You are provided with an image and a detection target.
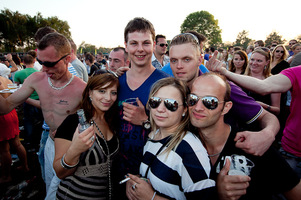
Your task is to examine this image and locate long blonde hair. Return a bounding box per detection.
[245,48,271,78]
[147,77,190,156]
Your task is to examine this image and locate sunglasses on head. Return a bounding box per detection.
[37,54,69,68]
[275,50,284,53]
[148,97,182,112]
[159,43,168,47]
[187,94,224,110]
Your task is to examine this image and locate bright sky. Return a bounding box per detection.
[1,0,300,48]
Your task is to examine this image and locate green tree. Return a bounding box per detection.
[265,31,286,47]
[233,30,253,50]
[0,9,71,52]
[180,11,222,46]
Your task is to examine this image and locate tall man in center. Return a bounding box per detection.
[116,17,169,190]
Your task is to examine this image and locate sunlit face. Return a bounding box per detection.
[37,46,69,80]
[170,43,201,87]
[125,31,154,68]
[249,52,269,75]
[233,54,245,70]
[293,46,301,55]
[155,37,168,55]
[150,85,186,133]
[189,77,226,130]
[273,47,284,60]
[89,82,118,113]
[109,50,126,72]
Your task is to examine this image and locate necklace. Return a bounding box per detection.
[48,74,74,90]
[208,151,222,157]
[93,120,112,200]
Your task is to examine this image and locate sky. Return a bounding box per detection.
[1,0,300,48]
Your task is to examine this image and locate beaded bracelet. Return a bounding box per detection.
[60,154,79,169]
[151,191,156,200]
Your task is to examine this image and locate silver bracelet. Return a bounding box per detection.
[151,191,156,200]
[60,154,79,169]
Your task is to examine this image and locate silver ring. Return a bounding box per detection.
[90,135,95,142]
[132,182,137,190]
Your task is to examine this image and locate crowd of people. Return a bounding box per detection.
[0,17,301,200]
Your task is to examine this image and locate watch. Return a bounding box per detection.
[142,119,151,130]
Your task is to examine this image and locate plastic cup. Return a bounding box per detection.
[228,154,255,176]
[124,98,138,106]
[7,83,18,89]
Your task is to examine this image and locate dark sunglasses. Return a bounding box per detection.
[159,43,168,47]
[275,50,284,53]
[148,97,182,112]
[187,94,224,110]
[289,43,296,45]
[94,69,118,77]
[37,54,69,68]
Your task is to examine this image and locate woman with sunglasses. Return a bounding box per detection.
[271,44,290,75]
[53,72,119,200]
[125,77,215,200]
[244,48,281,116]
[228,50,248,74]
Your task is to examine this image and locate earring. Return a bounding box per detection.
[182,113,186,117]
[89,97,92,101]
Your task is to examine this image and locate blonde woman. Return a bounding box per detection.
[125,77,215,200]
[244,48,281,115]
[270,44,290,75]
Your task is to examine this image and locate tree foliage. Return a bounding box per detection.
[180,11,222,47]
[0,9,71,52]
[265,31,286,47]
[78,41,112,55]
[233,30,253,50]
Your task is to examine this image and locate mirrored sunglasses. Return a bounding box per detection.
[148,97,182,112]
[37,54,69,68]
[187,94,224,110]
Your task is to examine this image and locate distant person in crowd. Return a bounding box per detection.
[228,50,248,74]
[246,45,254,59]
[1,53,18,80]
[0,56,13,79]
[288,39,297,56]
[287,43,301,64]
[227,46,234,63]
[115,17,169,199]
[244,48,281,116]
[189,73,301,199]
[152,34,170,69]
[14,54,44,150]
[68,38,89,82]
[0,76,29,184]
[271,44,290,75]
[27,50,42,71]
[54,72,119,200]
[85,52,99,77]
[161,31,209,76]
[207,51,301,178]
[254,40,265,47]
[204,48,210,61]
[0,33,86,199]
[95,52,108,69]
[108,47,130,72]
[126,77,215,200]
[169,33,279,157]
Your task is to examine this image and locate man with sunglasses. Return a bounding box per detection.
[151,34,170,69]
[169,33,279,157]
[189,73,301,199]
[0,32,86,199]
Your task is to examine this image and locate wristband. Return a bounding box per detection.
[151,191,156,200]
[60,154,79,169]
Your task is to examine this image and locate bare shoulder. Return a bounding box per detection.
[72,76,87,90]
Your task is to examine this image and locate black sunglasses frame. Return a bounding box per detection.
[37,54,69,68]
[148,97,182,112]
[187,94,224,110]
[159,43,168,47]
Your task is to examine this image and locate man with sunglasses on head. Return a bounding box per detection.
[0,32,86,199]
[151,34,170,69]
[169,33,279,157]
[188,73,301,199]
